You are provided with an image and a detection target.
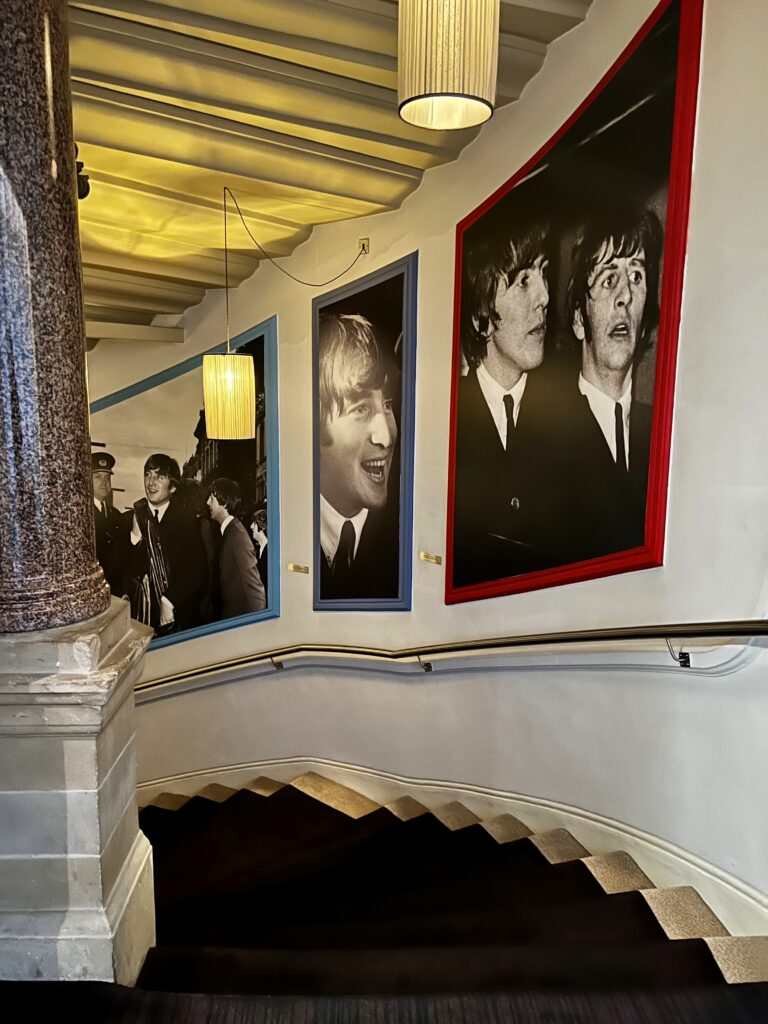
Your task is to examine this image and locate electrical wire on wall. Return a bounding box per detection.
[224,187,366,290]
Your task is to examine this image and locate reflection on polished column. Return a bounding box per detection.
[0,0,109,631]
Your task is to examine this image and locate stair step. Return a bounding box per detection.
[197,784,238,802]
[642,886,729,940]
[178,890,670,951]
[153,789,393,909]
[430,801,481,830]
[137,939,726,995]
[706,936,768,983]
[138,804,177,846]
[530,828,590,864]
[148,791,190,811]
[157,852,609,947]
[385,795,430,820]
[482,813,532,843]
[583,851,654,893]
[246,776,286,796]
[289,772,380,818]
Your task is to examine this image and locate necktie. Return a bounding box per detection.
[503,394,515,455]
[100,501,106,515]
[154,508,160,522]
[332,520,355,579]
[615,402,627,471]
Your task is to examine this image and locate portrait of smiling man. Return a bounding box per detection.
[564,203,663,561]
[317,312,400,601]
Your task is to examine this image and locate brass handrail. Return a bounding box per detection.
[137,618,768,692]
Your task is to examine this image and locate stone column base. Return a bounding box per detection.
[0,599,155,983]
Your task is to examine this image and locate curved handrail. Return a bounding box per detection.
[137,617,768,692]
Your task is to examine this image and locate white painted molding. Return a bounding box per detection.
[137,755,768,938]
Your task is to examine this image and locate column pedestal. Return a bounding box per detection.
[0,599,154,983]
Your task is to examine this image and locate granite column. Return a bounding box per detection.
[0,0,155,983]
[1,0,109,631]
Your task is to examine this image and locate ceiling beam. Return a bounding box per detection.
[85,321,184,342]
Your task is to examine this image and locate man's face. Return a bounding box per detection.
[92,471,112,503]
[207,493,226,524]
[577,242,647,375]
[485,254,549,376]
[144,468,174,506]
[320,388,397,518]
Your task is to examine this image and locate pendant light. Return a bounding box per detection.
[398,0,501,131]
[202,188,256,440]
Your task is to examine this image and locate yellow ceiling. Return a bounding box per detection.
[69,0,592,332]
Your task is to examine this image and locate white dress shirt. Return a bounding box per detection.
[219,514,234,536]
[130,498,170,545]
[319,494,368,565]
[578,372,632,464]
[476,362,528,450]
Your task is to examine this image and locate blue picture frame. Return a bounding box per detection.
[312,252,417,611]
[90,315,280,648]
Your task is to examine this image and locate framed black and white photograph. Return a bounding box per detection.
[312,253,418,610]
[446,0,702,603]
[89,316,280,648]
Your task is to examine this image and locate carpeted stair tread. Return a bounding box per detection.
[137,804,178,846]
[137,939,727,995]
[148,789,269,863]
[173,890,673,951]
[4,981,768,1023]
[157,826,562,920]
[156,854,610,948]
[153,793,399,907]
[157,810,516,913]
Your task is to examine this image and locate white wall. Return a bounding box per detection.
[89,0,768,896]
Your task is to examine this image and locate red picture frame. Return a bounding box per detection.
[445,0,703,604]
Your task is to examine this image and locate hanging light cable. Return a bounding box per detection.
[398,0,501,132]
[203,187,256,440]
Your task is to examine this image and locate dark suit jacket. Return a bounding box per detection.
[451,367,564,588]
[320,505,399,601]
[94,502,130,595]
[218,517,266,618]
[557,386,652,564]
[257,541,268,603]
[128,498,207,633]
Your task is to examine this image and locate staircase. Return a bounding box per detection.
[132,772,768,1000]
[3,771,768,1021]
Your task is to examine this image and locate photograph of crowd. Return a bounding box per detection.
[447,0,697,601]
[90,330,275,645]
[312,254,417,610]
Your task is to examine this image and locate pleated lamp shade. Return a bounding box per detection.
[398,0,500,131]
[203,353,256,440]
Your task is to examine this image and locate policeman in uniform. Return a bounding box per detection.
[92,451,128,594]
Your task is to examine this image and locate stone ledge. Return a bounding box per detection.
[0,599,134,677]
[0,615,152,735]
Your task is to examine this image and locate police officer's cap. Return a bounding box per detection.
[91,452,115,474]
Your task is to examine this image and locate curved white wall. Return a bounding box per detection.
[88,0,768,905]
